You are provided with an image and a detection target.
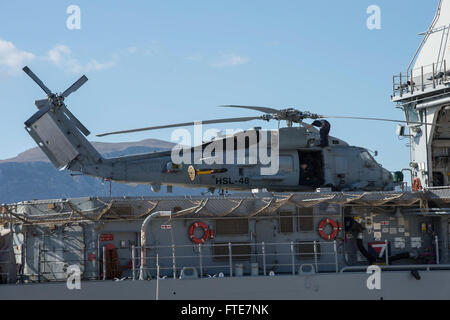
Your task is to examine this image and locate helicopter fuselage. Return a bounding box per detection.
[63,126,394,192]
[21,67,395,193]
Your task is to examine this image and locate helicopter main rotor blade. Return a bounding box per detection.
[320,115,441,127]
[61,75,88,98]
[23,66,52,96]
[96,116,262,137]
[221,105,282,114]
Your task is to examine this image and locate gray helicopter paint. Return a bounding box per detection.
[27,113,80,168]
[24,98,394,192]
[20,65,397,193]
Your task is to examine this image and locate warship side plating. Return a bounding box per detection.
[0,190,449,299]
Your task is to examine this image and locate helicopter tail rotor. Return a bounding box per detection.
[22,66,53,96]
[24,103,53,128]
[22,66,90,136]
[61,105,91,136]
[61,75,88,98]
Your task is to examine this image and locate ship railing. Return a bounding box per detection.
[22,247,87,283]
[0,246,32,284]
[392,60,449,98]
[126,240,340,280]
[22,245,128,283]
[341,264,450,273]
[4,235,447,283]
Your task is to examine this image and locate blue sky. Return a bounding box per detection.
[0,0,437,176]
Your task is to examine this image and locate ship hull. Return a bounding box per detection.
[1,270,449,300]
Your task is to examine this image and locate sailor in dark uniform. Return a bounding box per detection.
[299,163,319,187]
[306,119,330,147]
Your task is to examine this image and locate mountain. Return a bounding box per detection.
[0,139,176,164]
[0,139,203,204]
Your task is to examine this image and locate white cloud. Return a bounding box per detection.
[0,38,35,76]
[144,41,161,56]
[46,44,116,74]
[185,53,203,62]
[210,53,249,68]
[127,46,137,54]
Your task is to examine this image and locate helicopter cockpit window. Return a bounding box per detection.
[360,151,375,168]
[360,151,372,161]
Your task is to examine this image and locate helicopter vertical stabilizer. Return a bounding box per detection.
[23,67,102,169]
[26,109,102,169]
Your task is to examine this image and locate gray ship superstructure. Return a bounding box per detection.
[393,0,450,189]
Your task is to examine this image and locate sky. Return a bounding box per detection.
[0,0,438,177]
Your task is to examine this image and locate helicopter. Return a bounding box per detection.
[21,66,435,193]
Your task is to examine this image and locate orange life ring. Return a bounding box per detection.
[188,221,214,244]
[318,218,339,241]
[412,177,422,191]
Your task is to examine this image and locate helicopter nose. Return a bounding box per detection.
[382,169,393,185]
